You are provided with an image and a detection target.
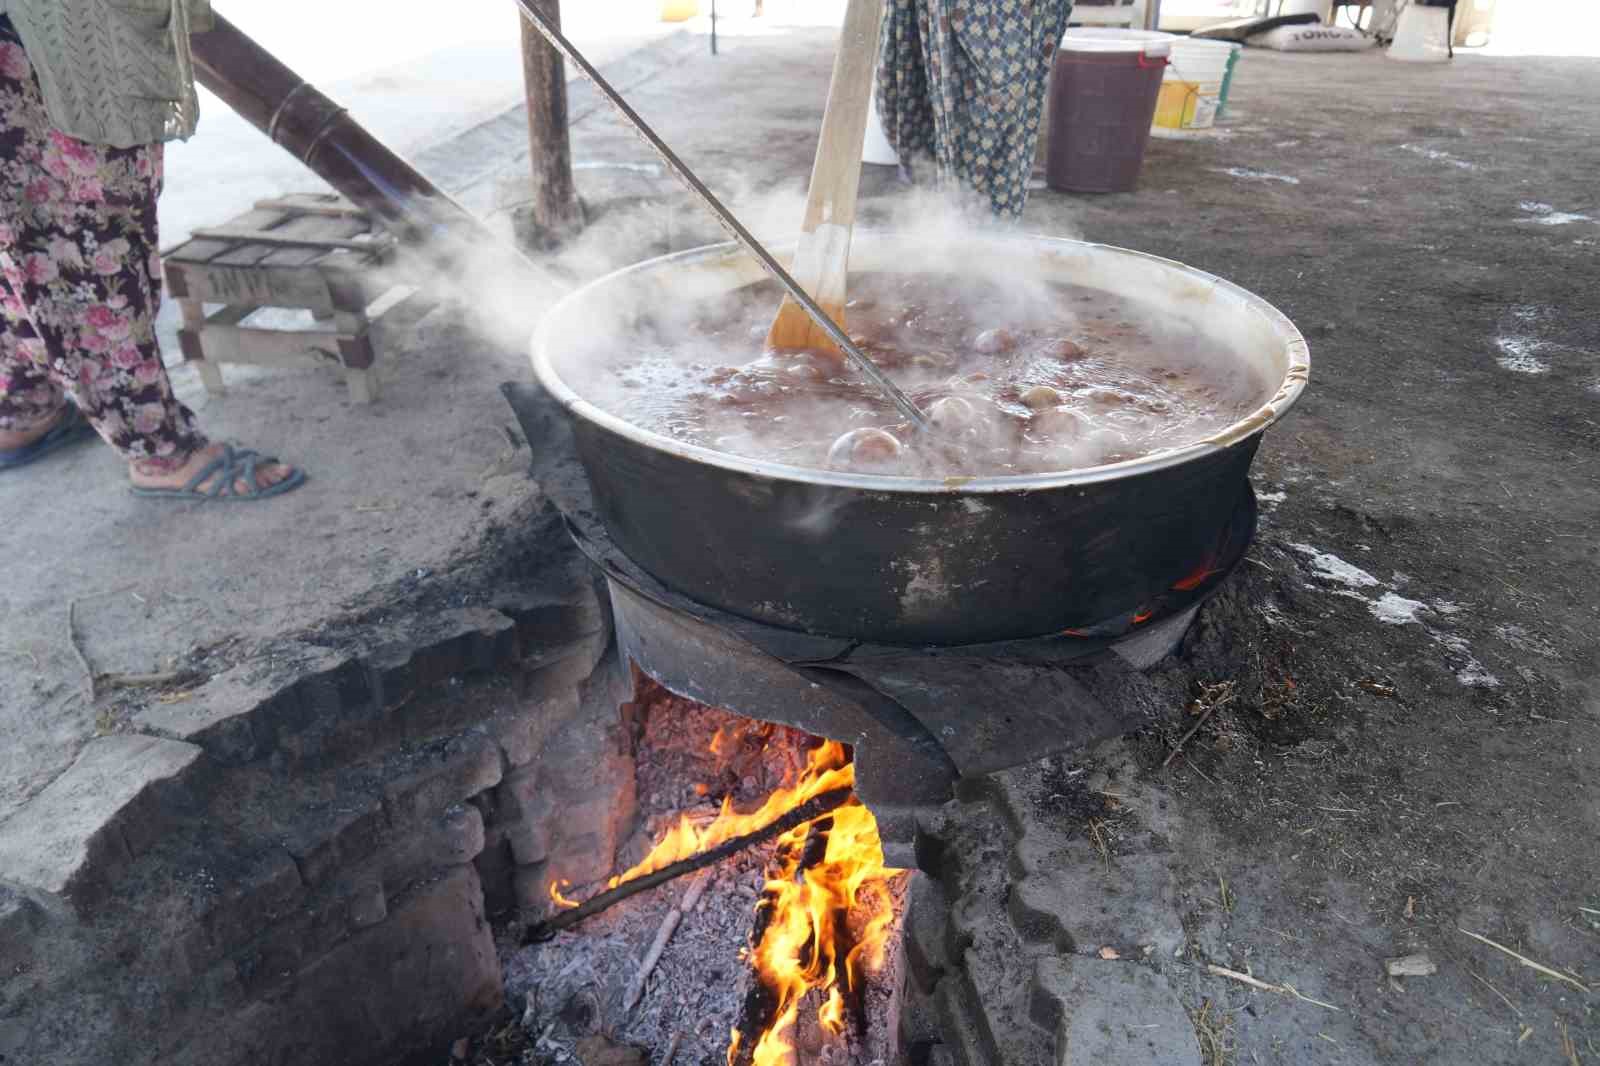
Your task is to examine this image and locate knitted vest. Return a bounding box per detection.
[6,0,213,148]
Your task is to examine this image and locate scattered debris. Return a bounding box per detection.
[1457,929,1591,993]
[1289,544,1380,588]
[1209,166,1300,184]
[575,1033,647,1066]
[1558,1021,1581,1066]
[65,598,96,705]
[623,873,712,1012]
[1435,635,1501,689]
[1399,143,1476,170]
[100,669,202,690]
[1384,953,1437,978]
[1086,817,1113,870]
[1494,336,1552,375]
[1288,545,1503,689]
[1370,592,1427,625]
[1187,998,1234,1066]
[1204,963,1342,1011]
[1163,681,1237,768]
[1468,968,1522,1016]
[1518,201,1594,226]
[1494,623,1561,659]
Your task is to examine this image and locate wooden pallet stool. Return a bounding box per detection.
[162,193,407,404]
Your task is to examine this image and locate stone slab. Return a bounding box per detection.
[168,864,502,1066]
[1030,957,1200,1066]
[381,733,503,826]
[131,642,349,765]
[0,734,201,904]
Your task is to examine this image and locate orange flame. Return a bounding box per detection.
[818,987,846,1034]
[548,879,580,910]
[605,740,856,891]
[727,742,906,1066]
[553,737,903,1064]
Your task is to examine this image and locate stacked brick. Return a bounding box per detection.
[0,563,632,1066]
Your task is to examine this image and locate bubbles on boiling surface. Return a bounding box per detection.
[827,427,903,471]
[927,395,977,430]
[579,274,1269,476]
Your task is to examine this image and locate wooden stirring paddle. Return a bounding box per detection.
[766,0,886,355]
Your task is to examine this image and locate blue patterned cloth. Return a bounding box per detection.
[877,0,1073,218]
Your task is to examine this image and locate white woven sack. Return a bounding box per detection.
[1251,23,1376,51]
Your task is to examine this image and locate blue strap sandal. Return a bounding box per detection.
[129,444,307,501]
[0,406,97,470]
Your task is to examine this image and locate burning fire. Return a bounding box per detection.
[605,735,855,890]
[549,879,580,910]
[725,742,904,1066]
[546,738,903,1065]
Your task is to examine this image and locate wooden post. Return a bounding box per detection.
[519,0,584,247]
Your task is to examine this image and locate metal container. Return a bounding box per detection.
[531,233,1308,645]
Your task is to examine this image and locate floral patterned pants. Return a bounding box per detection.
[877,0,1072,218]
[0,17,206,462]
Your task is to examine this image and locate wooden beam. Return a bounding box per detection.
[190,227,387,253]
[251,197,371,219]
[519,0,584,246]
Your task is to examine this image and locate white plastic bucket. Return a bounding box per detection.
[1154,37,1234,132]
[1388,3,1451,62]
[1059,27,1177,57]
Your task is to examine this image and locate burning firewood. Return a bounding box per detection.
[524,786,853,942]
[726,760,904,1066]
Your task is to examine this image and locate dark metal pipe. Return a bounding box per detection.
[189,13,549,291]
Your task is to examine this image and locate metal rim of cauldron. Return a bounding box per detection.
[530,233,1309,494]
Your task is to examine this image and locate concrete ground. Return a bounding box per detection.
[1,7,1596,1065]
[0,2,848,827]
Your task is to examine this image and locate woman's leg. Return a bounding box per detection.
[876,0,936,165]
[0,285,71,448]
[0,21,207,458]
[0,19,297,494]
[918,0,1072,218]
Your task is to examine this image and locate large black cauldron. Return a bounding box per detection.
[531,234,1307,646]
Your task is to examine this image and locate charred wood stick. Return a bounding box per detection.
[728,981,779,1066]
[798,814,833,871]
[1162,701,1220,768]
[524,787,852,943]
[623,873,711,1012]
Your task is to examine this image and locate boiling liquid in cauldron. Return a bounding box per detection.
[584,273,1269,477]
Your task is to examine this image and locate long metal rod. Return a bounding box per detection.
[512,0,930,431]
